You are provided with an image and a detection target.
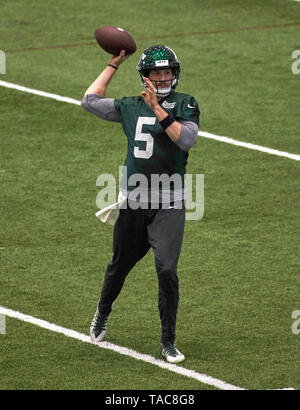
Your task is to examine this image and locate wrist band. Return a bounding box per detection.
[107,63,118,70]
[159,115,175,130]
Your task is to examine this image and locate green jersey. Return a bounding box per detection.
[114,92,200,195]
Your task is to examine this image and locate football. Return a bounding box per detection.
[94,26,137,56]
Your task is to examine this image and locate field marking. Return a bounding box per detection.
[0,80,81,106]
[199,131,300,161]
[1,80,299,162]
[4,22,300,53]
[0,305,244,390]
[0,306,295,390]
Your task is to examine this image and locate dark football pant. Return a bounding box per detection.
[97,201,185,345]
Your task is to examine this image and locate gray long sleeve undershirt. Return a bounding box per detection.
[81,94,198,152]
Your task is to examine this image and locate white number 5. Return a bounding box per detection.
[134,116,156,159]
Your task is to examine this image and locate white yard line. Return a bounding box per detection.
[199,131,300,161]
[0,306,295,390]
[0,305,244,390]
[0,80,81,106]
[0,79,299,161]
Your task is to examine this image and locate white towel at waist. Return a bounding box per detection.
[95,191,127,226]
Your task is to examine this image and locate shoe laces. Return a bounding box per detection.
[91,309,107,330]
[156,342,177,359]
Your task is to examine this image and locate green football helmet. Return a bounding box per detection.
[136,45,181,98]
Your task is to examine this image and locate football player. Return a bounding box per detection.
[81,45,200,363]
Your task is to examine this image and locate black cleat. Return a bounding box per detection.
[90,308,107,343]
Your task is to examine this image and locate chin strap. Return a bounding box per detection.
[155,87,172,98]
[153,76,177,97]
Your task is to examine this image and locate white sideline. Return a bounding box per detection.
[198,131,300,161]
[0,306,295,390]
[0,305,244,390]
[0,79,299,161]
[0,80,81,106]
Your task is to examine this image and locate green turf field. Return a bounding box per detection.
[0,0,299,390]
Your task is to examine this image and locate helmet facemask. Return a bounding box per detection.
[141,68,178,98]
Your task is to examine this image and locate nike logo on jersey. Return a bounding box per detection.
[187,104,197,108]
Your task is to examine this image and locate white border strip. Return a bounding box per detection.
[0,305,244,390]
[0,79,299,161]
